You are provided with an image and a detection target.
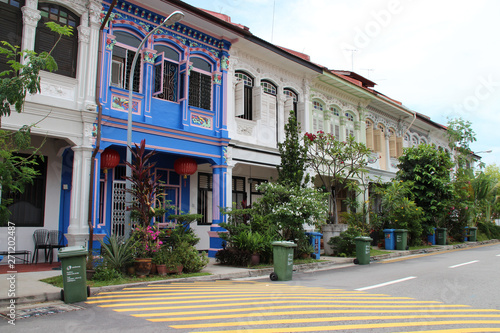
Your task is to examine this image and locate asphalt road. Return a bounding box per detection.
[2,243,500,332]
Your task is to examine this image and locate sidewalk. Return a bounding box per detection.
[0,240,497,309]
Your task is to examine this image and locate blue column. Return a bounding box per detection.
[208,165,228,257]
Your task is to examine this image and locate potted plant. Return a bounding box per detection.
[124,139,166,277]
[99,234,137,274]
[298,241,314,259]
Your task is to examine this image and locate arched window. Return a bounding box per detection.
[283,88,298,113]
[388,128,397,157]
[0,0,24,75]
[189,57,212,110]
[345,112,355,139]
[261,80,277,96]
[235,71,253,120]
[365,119,374,151]
[35,3,79,78]
[111,30,142,92]
[312,100,324,133]
[326,106,340,138]
[153,44,180,102]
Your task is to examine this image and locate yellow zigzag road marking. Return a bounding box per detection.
[112,303,466,312]
[92,298,441,307]
[197,321,500,333]
[89,291,390,299]
[87,294,411,303]
[170,315,500,328]
[133,309,500,320]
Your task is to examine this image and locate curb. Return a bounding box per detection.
[2,239,497,307]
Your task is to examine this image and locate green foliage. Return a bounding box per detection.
[153,246,181,269]
[99,234,137,272]
[277,110,310,187]
[303,132,371,223]
[174,241,208,273]
[124,139,165,228]
[477,221,500,240]
[396,144,454,229]
[373,180,424,245]
[252,182,329,241]
[92,264,123,281]
[327,227,363,257]
[130,224,162,258]
[446,118,477,168]
[164,213,202,248]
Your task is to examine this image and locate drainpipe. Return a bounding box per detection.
[87,0,117,268]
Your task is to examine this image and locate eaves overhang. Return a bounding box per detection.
[316,71,415,119]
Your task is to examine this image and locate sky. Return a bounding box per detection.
[184,0,500,167]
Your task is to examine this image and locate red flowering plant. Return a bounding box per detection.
[131,224,163,258]
[303,131,371,224]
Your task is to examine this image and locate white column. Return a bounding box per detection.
[21,6,41,57]
[384,132,391,170]
[66,145,93,247]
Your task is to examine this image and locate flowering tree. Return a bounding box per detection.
[252,182,328,241]
[303,132,371,224]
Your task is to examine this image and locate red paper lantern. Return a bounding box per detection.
[101,148,120,173]
[174,157,197,179]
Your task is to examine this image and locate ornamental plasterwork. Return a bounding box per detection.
[234,48,303,83]
[46,0,87,16]
[310,91,357,116]
[88,1,101,25]
[110,6,224,57]
[78,26,90,43]
[22,7,41,26]
[236,120,255,136]
[313,81,363,106]
[26,0,37,9]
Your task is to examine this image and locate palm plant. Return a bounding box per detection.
[99,234,137,271]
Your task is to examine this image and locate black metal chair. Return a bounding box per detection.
[47,230,66,264]
[32,229,50,264]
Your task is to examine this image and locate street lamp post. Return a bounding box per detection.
[125,11,184,237]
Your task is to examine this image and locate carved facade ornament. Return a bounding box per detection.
[236,121,255,136]
[78,26,90,43]
[26,0,37,9]
[22,7,41,27]
[88,1,102,25]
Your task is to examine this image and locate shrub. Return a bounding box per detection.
[92,264,122,281]
[175,241,208,273]
[215,248,251,266]
[99,234,136,272]
[327,227,363,257]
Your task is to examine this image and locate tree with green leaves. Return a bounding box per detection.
[446,117,477,169]
[396,144,454,233]
[0,22,72,225]
[276,110,309,187]
[303,132,371,224]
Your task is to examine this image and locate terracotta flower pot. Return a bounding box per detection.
[134,258,152,278]
[166,264,183,275]
[156,264,167,276]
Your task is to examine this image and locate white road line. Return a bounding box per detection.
[448,260,479,268]
[355,276,417,291]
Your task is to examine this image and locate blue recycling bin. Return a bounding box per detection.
[383,229,395,250]
[427,233,436,245]
[305,232,323,259]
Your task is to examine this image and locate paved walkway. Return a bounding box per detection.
[0,240,497,310]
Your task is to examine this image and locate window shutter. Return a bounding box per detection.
[297,101,306,125]
[335,125,340,139]
[374,128,382,152]
[234,81,244,117]
[284,97,294,114]
[396,137,403,157]
[253,86,263,120]
[389,135,397,157]
[153,52,164,96]
[366,125,374,150]
[0,4,22,75]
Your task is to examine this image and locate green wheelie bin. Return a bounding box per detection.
[436,228,447,245]
[395,229,408,250]
[58,246,89,303]
[354,237,372,265]
[270,241,296,281]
